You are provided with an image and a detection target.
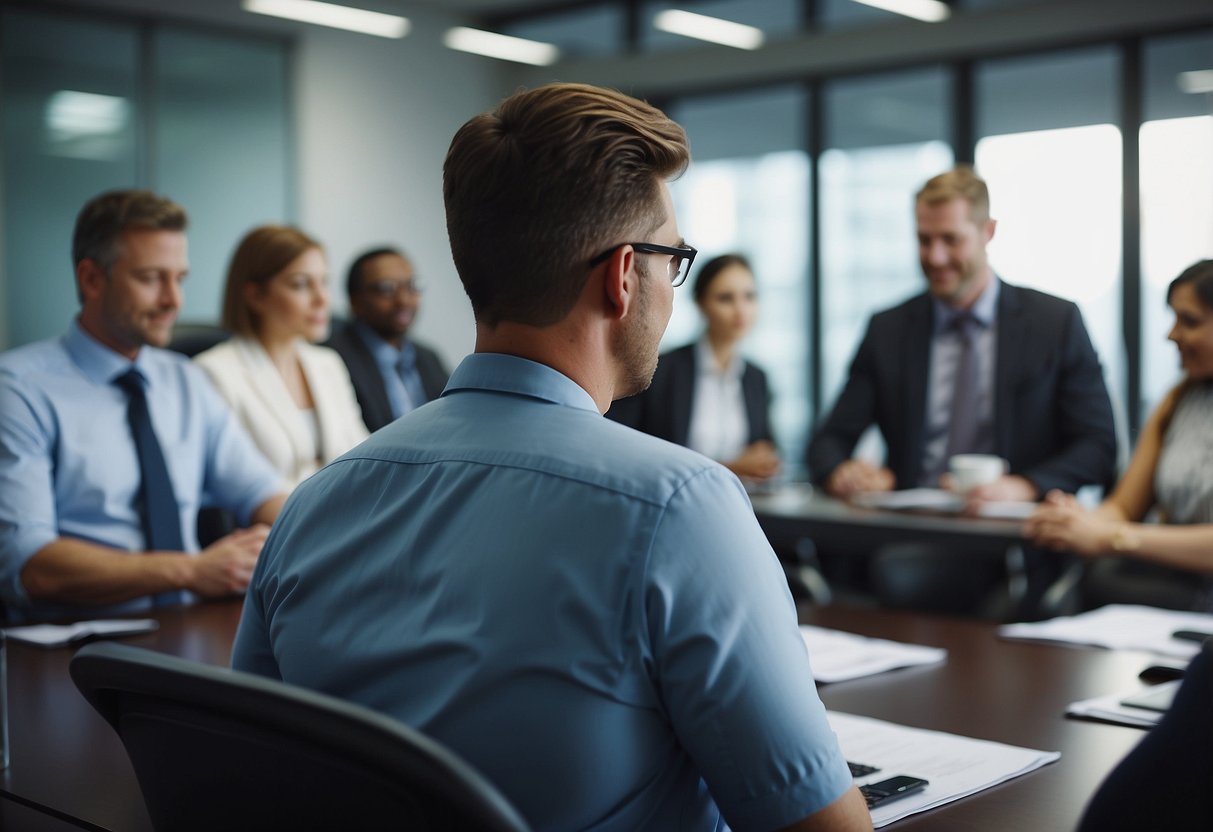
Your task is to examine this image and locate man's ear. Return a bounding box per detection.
[76,258,107,302]
[983,218,997,245]
[602,245,636,321]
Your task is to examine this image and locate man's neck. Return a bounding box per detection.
[948,268,995,311]
[474,318,612,413]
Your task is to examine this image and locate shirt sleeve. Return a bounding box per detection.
[0,373,59,607]
[642,466,852,831]
[193,367,286,524]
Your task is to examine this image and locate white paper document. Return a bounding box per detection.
[829,711,1060,828]
[998,604,1212,659]
[1065,681,1180,728]
[801,625,947,683]
[4,618,159,647]
[852,488,965,513]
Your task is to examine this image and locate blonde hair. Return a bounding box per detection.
[916,165,990,224]
[221,224,322,336]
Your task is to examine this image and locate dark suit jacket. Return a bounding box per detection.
[806,281,1117,495]
[325,322,450,432]
[607,343,775,448]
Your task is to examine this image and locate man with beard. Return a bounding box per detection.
[808,165,1116,506]
[233,83,869,832]
[326,246,449,431]
[0,189,286,624]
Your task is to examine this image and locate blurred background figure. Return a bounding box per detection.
[195,225,367,490]
[610,253,781,482]
[1026,259,1213,611]
[326,247,450,432]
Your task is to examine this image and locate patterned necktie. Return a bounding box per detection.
[114,369,186,606]
[945,313,983,459]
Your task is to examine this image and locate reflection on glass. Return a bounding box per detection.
[670,152,812,467]
[43,90,130,160]
[975,124,1124,437]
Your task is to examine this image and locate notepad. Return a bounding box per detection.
[829,711,1060,828]
[999,604,1213,659]
[4,618,159,648]
[801,625,947,683]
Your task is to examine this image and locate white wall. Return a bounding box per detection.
[292,11,511,367]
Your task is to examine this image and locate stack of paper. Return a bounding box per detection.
[998,604,1213,659]
[830,711,1060,827]
[4,618,159,648]
[1065,683,1179,728]
[800,625,946,683]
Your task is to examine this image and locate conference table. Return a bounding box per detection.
[750,483,1083,618]
[0,597,1155,832]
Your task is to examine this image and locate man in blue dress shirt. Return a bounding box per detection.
[232,83,870,832]
[0,190,286,624]
[325,246,450,432]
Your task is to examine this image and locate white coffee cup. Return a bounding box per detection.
[948,454,1006,494]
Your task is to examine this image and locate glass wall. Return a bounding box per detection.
[819,67,953,416]
[1,9,140,348]
[0,7,292,349]
[974,47,1126,454]
[667,85,812,466]
[1139,31,1213,412]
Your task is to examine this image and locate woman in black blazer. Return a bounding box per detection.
[609,253,781,481]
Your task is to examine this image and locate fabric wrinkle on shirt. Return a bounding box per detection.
[231,352,852,832]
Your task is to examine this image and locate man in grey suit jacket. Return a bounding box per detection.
[326,247,450,432]
[808,166,1117,505]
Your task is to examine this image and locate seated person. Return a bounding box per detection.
[233,82,870,831]
[0,189,286,624]
[194,225,368,489]
[609,253,781,481]
[1026,260,1213,609]
[325,246,450,431]
[807,166,1117,507]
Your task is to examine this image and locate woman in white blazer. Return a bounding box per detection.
[195,225,368,490]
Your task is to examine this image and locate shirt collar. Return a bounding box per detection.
[932,275,1001,335]
[64,318,147,384]
[442,353,599,414]
[694,336,743,380]
[353,320,416,368]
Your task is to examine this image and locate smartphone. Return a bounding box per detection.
[859,775,929,809]
[1171,629,1213,644]
[1120,680,1181,713]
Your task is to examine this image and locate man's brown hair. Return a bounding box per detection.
[443,82,690,327]
[916,164,991,224]
[72,189,187,272]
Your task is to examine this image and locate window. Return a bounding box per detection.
[818,67,953,428]
[975,47,1126,455]
[1139,32,1213,411]
[666,85,811,466]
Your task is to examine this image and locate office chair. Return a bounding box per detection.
[70,642,532,832]
[166,322,230,358]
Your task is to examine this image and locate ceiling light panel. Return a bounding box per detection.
[243,0,410,39]
[654,9,766,50]
[443,27,559,66]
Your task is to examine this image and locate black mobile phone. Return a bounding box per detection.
[859,775,929,809]
[1171,629,1213,644]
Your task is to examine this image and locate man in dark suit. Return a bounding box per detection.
[326,247,449,432]
[807,166,1117,505]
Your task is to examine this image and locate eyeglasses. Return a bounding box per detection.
[589,242,698,288]
[362,279,423,299]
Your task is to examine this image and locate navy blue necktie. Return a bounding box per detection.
[114,369,186,606]
[945,313,983,459]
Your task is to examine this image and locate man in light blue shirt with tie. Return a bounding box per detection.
[233,83,869,832]
[0,190,286,624]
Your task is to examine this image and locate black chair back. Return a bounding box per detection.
[70,642,531,832]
